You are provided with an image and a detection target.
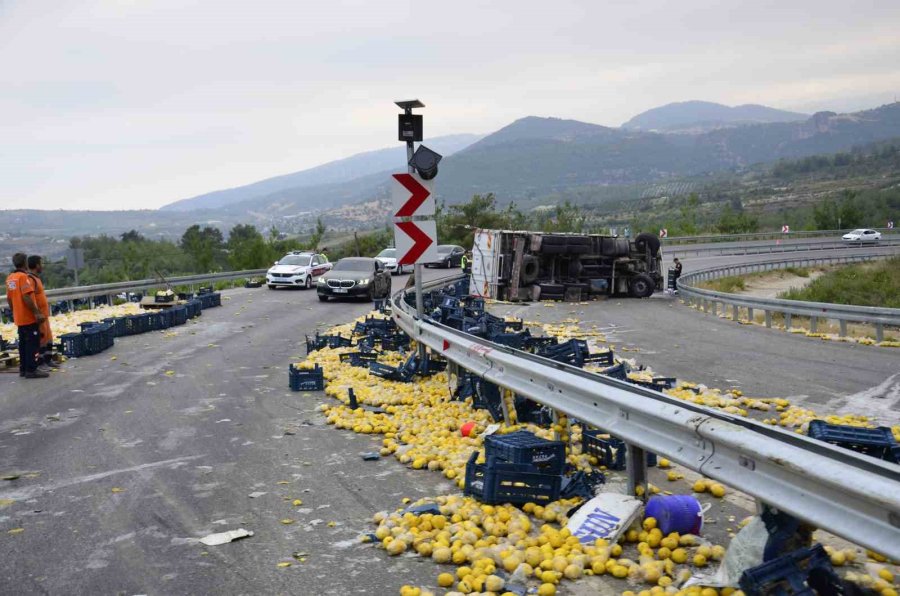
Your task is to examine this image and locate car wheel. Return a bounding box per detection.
[318,294,328,302]
[304,277,312,289]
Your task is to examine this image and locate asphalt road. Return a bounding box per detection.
[0,274,460,596]
[494,247,900,425]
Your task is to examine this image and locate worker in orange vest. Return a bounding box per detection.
[28,255,59,371]
[5,253,47,378]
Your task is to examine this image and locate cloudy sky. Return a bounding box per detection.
[2,0,899,212]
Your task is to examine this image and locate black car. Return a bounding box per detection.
[425,244,465,268]
[316,257,392,302]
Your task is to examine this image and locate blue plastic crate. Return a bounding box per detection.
[102,317,127,337]
[170,305,188,326]
[59,332,87,357]
[289,363,325,391]
[464,451,561,505]
[808,420,899,463]
[185,299,202,318]
[739,544,839,596]
[339,352,378,368]
[485,431,567,474]
[82,326,106,355]
[582,429,657,470]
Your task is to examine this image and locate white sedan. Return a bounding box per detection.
[842,229,882,243]
[266,252,332,289]
[375,248,412,275]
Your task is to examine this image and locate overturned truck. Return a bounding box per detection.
[470,229,663,301]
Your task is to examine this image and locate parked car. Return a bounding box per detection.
[266,252,331,290]
[842,229,882,243]
[425,244,465,268]
[317,257,391,302]
[375,248,412,275]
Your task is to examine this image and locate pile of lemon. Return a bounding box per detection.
[1,302,143,342]
[300,311,898,596]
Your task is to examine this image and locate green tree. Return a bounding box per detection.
[227,224,274,270]
[181,225,225,272]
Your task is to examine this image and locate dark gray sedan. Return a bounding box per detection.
[316,257,392,302]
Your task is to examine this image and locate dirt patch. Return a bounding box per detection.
[736,270,824,299]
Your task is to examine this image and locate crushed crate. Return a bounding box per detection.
[485,430,566,474]
[368,352,418,382]
[339,352,378,368]
[59,332,87,357]
[525,335,558,352]
[380,333,410,352]
[464,451,562,505]
[417,352,447,376]
[808,420,900,464]
[490,330,531,350]
[305,333,329,353]
[739,544,840,596]
[560,471,606,499]
[629,376,677,391]
[600,362,630,381]
[472,378,505,422]
[514,396,554,426]
[582,429,657,470]
[289,363,325,391]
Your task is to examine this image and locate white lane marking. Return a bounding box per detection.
[0,454,204,500]
[837,373,900,424]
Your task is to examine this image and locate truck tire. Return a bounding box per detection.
[629,273,655,298]
[521,255,539,284]
[634,233,661,255]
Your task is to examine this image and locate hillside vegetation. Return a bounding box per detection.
[778,257,900,308]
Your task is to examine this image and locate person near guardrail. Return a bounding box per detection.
[5,253,47,379]
[27,255,59,372]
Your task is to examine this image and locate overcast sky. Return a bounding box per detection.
[2,0,899,212]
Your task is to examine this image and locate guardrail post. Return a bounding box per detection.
[810,317,818,333]
[732,305,740,322]
[747,307,754,323]
[784,312,792,330]
[876,324,884,343]
[711,301,717,317]
[626,443,648,501]
[839,319,847,337]
[765,311,772,328]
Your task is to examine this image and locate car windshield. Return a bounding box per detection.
[437,245,453,255]
[333,259,373,272]
[278,255,311,266]
[377,249,396,258]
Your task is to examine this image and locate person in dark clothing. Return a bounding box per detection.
[673,258,683,279]
[5,253,47,378]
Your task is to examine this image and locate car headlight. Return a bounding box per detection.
[358,278,370,286]
[317,278,326,285]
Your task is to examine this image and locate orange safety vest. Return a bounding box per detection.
[5,270,37,326]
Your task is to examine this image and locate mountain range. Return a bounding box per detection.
[6,100,900,251]
[159,101,900,225]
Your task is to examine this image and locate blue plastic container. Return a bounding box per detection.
[645,495,704,535]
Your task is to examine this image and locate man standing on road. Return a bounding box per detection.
[28,255,58,372]
[5,253,48,378]
[460,252,469,274]
[672,258,683,291]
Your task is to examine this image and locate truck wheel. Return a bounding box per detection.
[635,233,661,255]
[629,274,655,298]
[521,255,539,284]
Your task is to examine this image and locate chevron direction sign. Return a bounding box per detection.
[391,173,438,265]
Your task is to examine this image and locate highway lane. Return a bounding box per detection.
[665,233,899,256]
[0,274,457,595]
[495,246,900,425]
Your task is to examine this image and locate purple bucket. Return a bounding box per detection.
[645,495,704,535]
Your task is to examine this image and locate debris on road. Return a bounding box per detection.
[198,528,253,546]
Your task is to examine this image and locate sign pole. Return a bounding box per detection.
[403,105,427,359]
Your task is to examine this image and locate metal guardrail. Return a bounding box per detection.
[0,269,266,309]
[677,254,900,341]
[663,227,897,245]
[391,274,900,559]
[667,237,900,257]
